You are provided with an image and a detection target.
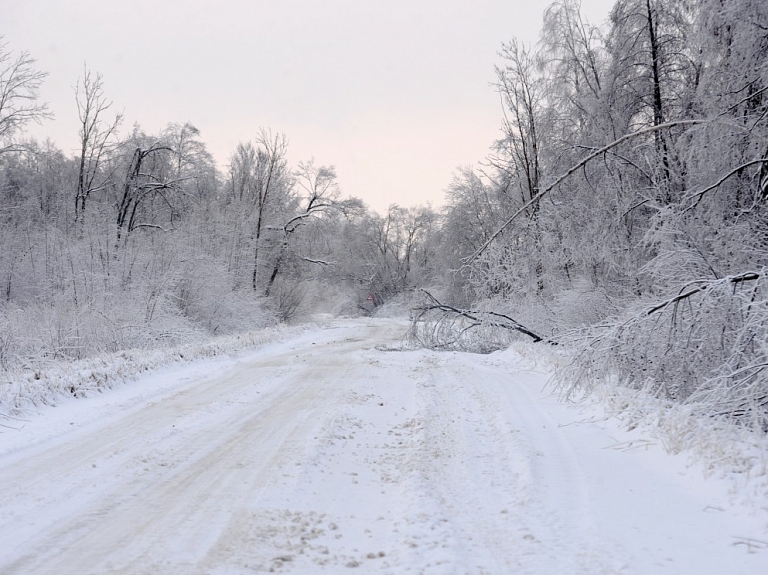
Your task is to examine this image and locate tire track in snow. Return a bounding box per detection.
[1,319,765,574]
[467,361,621,574]
[383,353,624,574]
[0,321,393,574]
[2,367,321,573]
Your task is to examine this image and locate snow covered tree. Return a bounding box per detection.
[0,38,50,155]
[431,0,768,426]
[74,68,121,222]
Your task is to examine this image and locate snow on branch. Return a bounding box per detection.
[465,118,767,264]
[682,159,768,210]
[407,289,552,352]
[559,269,768,429]
[646,271,761,316]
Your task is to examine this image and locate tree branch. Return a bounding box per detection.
[682,158,768,210]
[465,119,713,263]
[412,289,551,344]
[646,272,761,316]
[300,257,336,266]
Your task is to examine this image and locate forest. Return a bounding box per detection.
[2,0,767,428]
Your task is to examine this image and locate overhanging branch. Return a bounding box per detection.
[466,119,711,264]
[646,272,761,316]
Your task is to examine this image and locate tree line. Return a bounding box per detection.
[0,50,439,366]
[2,0,768,426]
[429,0,768,427]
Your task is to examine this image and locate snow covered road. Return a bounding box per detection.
[0,318,766,574]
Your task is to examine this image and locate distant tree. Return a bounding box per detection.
[74,68,122,221]
[248,130,291,292]
[0,38,50,154]
[220,131,293,292]
[493,39,544,213]
[260,160,338,296]
[336,204,437,304]
[162,122,217,204]
[114,129,182,246]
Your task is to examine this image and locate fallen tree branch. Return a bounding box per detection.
[300,257,336,266]
[411,289,552,344]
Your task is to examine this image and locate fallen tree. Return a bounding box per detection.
[406,289,553,352]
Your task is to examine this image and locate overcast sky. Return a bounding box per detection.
[2,0,614,212]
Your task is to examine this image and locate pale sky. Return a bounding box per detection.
[2,0,614,212]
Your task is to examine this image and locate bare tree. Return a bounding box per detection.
[335,204,437,304]
[540,0,608,138]
[115,141,182,246]
[249,130,290,292]
[263,160,341,296]
[74,68,122,221]
[229,141,258,202]
[607,0,695,200]
[0,38,50,154]
[493,39,543,212]
[162,122,217,204]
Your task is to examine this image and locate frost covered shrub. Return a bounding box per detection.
[166,255,274,335]
[560,270,768,428]
[269,278,307,323]
[0,231,277,370]
[0,303,14,369]
[549,280,623,330]
[374,290,420,319]
[0,322,295,418]
[466,241,624,341]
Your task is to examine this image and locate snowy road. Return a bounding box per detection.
[0,318,766,574]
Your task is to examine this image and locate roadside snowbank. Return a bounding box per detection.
[507,339,768,522]
[0,322,305,421]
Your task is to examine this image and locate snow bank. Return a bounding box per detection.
[505,340,768,513]
[0,323,303,421]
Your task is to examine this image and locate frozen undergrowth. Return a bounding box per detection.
[0,323,302,422]
[509,340,768,512]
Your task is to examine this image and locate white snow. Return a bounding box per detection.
[0,318,766,574]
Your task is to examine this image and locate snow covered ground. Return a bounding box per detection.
[0,317,766,574]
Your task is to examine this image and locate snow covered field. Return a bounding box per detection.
[0,318,766,574]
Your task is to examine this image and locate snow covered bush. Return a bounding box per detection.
[0,322,296,419]
[559,270,768,429]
